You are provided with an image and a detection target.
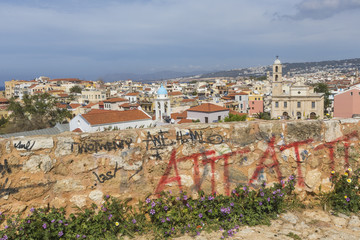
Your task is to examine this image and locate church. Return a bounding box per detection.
[270,57,324,120]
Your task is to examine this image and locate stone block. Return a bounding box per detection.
[23,155,56,173]
[53,179,85,193]
[13,137,54,151]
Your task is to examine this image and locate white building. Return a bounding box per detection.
[70,109,153,132]
[187,103,229,123]
[155,84,171,122]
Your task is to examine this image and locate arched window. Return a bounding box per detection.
[275,66,278,72]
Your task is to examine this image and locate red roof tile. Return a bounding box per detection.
[104,97,128,103]
[178,119,193,124]
[72,128,83,132]
[171,111,188,119]
[82,109,151,125]
[188,103,229,113]
[70,103,81,109]
[229,110,247,116]
[125,92,139,96]
[168,91,183,96]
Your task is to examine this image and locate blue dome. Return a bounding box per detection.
[157,84,168,95]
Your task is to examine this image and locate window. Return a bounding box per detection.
[239,96,242,101]
[240,104,243,109]
[218,116,221,121]
[351,92,353,96]
[275,102,279,108]
[252,101,255,104]
[252,107,254,110]
[284,101,287,108]
[297,102,301,108]
[205,117,208,123]
[298,91,301,94]
[312,101,315,108]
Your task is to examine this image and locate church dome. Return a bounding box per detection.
[274,57,281,65]
[157,84,168,95]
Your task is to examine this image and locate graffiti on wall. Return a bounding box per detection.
[71,139,132,154]
[155,131,359,195]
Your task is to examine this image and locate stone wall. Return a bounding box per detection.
[1,119,360,214]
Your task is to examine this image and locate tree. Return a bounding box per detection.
[5,93,72,133]
[224,113,247,122]
[70,85,82,94]
[255,112,271,120]
[313,83,331,113]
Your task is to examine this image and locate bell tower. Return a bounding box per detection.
[272,56,283,96]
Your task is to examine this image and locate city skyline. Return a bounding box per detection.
[1,0,359,84]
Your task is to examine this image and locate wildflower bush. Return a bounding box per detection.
[320,168,360,213]
[0,175,296,239]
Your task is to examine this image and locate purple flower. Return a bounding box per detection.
[30,208,35,213]
[188,224,191,228]
[151,201,156,208]
[150,209,155,215]
[58,231,64,237]
[208,209,212,213]
[243,186,247,191]
[4,225,8,229]
[208,196,214,201]
[51,219,55,223]
[232,189,236,194]
[199,213,203,218]
[64,224,68,226]
[161,218,165,223]
[27,220,31,224]
[281,180,285,185]
[132,219,136,224]
[145,198,151,204]
[183,195,188,200]
[201,197,205,201]
[197,231,200,236]
[59,220,63,224]
[176,197,180,201]
[169,190,172,194]
[108,214,113,220]
[166,217,170,221]
[260,192,264,197]
[76,235,80,238]
[42,223,47,229]
[230,202,234,207]
[267,197,271,202]
[82,235,86,238]
[106,194,110,199]
[346,197,350,202]
[164,206,168,211]
[259,202,263,206]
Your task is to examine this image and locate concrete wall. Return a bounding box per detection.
[1,119,360,215]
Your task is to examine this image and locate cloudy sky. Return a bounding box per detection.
[0,0,359,83]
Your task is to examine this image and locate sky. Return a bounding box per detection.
[0,0,359,84]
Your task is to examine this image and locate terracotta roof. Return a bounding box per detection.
[0,98,9,103]
[171,111,187,119]
[81,109,151,125]
[120,103,139,108]
[181,99,196,103]
[29,84,38,89]
[83,102,99,108]
[237,92,249,95]
[58,93,69,97]
[104,97,128,103]
[178,119,193,124]
[221,96,232,100]
[125,92,139,96]
[56,103,68,109]
[69,103,81,109]
[168,91,183,96]
[51,78,82,82]
[72,128,83,132]
[187,103,229,113]
[229,110,247,116]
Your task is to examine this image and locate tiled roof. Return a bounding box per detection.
[83,102,99,108]
[187,103,229,113]
[72,128,83,132]
[69,103,81,109]
[229,110,247,116]
[50,78,82,82]
[125,92,139,96]
[58,94,69,97]
[0,98,9,103]
[82,109,151,125]
[181,99,196,103]
[104,97,128,103]
[56,103,68,109]
[178,119,193,124]
[171,111,187,119]
[120,103,139,108]
[168,91,182,96]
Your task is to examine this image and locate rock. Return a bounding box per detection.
[53,179,85,193]
[331,215,348,227]
[89,190,104,202]
[12,179,53,202]
[70,195,87,208]
[348,215,360,227]
[55,137,74,157]
[305,169,322,191]
[72,157,98,174]
[13,137,54,151]
[281,212,299,224]
[324,120,343,142]
[22,155,56,173]
[303,210,331,223]
[50,197,67,208]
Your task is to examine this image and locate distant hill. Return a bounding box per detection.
[102,70,210,82]
[200,58,360,78]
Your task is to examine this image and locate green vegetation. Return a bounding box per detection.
[319,168,360,213]
[69,85,82,94]
[254,112,271,120]
[0,177,295,239]
[224,113,247,122]
[2,169,360,239]
[313,83,331,114]
[2,93,71,134]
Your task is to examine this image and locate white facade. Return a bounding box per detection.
[155,85,171,121]
[187,110,229,123]
[70,114,154,132]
